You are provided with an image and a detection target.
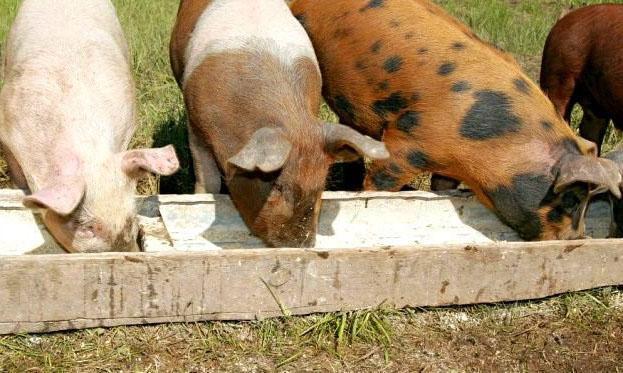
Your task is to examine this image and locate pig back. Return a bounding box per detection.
[291,0,576,187]
[0,0,136,192]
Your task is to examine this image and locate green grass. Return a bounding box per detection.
[0,289,621,371]
[439,0,606,57]
[1,0,623,371]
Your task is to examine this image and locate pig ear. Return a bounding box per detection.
[121,145,180,178]
[575,137,598,156]
[23,181,86,216]
[323,123,390,162]
[228,127,292,173]
[554,154,622,198]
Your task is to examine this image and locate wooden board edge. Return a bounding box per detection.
[1,238,622,334]
[0,238,620,262]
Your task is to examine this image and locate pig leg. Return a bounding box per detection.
[579,106,609,154]
[545,76,577,122]
[188,127,222,194]
[430,174,460,191]
[0,142,28,190]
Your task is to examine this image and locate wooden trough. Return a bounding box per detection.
[0,188,622,335]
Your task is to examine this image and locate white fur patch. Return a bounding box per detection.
[183,0,319,84]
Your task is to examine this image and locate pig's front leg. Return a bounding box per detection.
[579,106,610,154]
[430,174,460,191]
[188,127,221,194]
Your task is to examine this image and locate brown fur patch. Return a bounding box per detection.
[170,0,212,84]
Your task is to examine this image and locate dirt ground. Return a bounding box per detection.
[0,288,621,371]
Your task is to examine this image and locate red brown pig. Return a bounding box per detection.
[0,0,180,253]
[541,4,623,154]
[169,0,389,248]
[291,0,622,241]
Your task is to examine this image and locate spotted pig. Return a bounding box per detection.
[170,0,389,248]
[0,0,180,253]
[540,4,623,154]
[291,0,622,240]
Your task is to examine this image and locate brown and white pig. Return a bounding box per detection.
[291,0,622,241]
[0,0,180,253]
[169,0,389,248]
[540,4,623,154]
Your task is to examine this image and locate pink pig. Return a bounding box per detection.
[0,0,180,253]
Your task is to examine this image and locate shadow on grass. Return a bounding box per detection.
[152,109,195,194]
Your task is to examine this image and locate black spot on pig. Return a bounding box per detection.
[371,40,383,54]
[452,81,471,93]
[438,62,456,76]
[411,92,421,102]
[417,47,429,54]
[452,42,466,50]
[460,90,522,140]
[408,151,434,169]
[334,95,355,123]
[377,80,390,91]
[487,173,553,240]
[383,56,403,73]
[396,111,421,133]
[561,191,581,210]
[514,78,530,95]
[372,170,397,189]
[390,20,401,28]
[405,32,415,39]
[360,0,384,11]
[389,163,402,174]
[355,59,368,70]
[547,207,564,223]
[541,120,554,131]
[372,92,408,117]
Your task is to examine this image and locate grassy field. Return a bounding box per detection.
[1,0,623,371]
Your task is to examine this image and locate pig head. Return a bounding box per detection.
[15,146,179,253]
[223,124,389,247]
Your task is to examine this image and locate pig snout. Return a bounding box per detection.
[265,225,317,248]
[44,212,142,253]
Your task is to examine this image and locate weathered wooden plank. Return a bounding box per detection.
[0,239,621,334]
